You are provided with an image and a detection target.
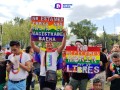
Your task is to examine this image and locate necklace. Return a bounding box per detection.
[12,52,22,74]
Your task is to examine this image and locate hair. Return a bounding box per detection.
[70,43,74,46]
[93,78,102,84]
[42,88,52,90]
[113,44,120,48]
[25,46,32,53]
[102,48,106,52]
[75,41,82,44]
[64,84,74,90]
[111,52,120,59]
[10,41,20,47]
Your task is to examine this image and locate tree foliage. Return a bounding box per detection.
[69,19,98,45]
[2,17,31,48]
[2,17,65,49]
[1,17,120,50]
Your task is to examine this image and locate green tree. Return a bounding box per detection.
[2,17,68,49]
[118,33,120,44]
[95,33,116,52]
[69,19,98,45]
[2,17,31,48]
[14,17,24,25]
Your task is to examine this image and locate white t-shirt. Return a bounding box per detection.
[40,49,59,76]
[8,52,30,81]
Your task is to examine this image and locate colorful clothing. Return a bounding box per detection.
[40,49,58,76]
[106,63,120,90]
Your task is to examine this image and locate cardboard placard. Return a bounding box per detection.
[65,46,100,74]
[31,16,64,42]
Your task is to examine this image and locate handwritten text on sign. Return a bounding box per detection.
[65,46,100,74]
[31,16,64,42]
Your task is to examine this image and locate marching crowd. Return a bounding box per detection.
[0,29,120,90]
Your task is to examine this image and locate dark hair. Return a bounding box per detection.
[93,78,102,84]
[111,52,120,59]
[10,41,20,47]
[7,47,9,50]
[102,48,106,52]
[25,46,32,53]
[70,43,74,46]
[75,41,82,44]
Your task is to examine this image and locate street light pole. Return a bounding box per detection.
[103,26,106,48]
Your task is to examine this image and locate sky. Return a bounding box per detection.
[0,0,120,35]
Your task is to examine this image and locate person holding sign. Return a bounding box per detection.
[69,41,89,90]
[30,29,66,90]
[6,41,31,90]
[106,52,120,90]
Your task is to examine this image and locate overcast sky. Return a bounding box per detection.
[0,0,120,35]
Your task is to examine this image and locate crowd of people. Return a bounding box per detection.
[0,29,120,90]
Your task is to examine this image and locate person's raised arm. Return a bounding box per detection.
[30,29,40,53]
[57,29,67,54]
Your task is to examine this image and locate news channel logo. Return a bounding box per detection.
[54,3,72,9]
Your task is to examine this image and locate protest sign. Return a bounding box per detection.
[65,45,100,74]
[31,16,64,42]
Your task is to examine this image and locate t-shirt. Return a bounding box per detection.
[100,52,108,71]
[8,52,30,81]
[106,63,120,90]
[40,50,59,76]
[0,60,6,84]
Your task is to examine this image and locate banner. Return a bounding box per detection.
[31,16,64,42]
[65,46,100,74]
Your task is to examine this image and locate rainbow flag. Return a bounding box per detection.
[31,16,64,42]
